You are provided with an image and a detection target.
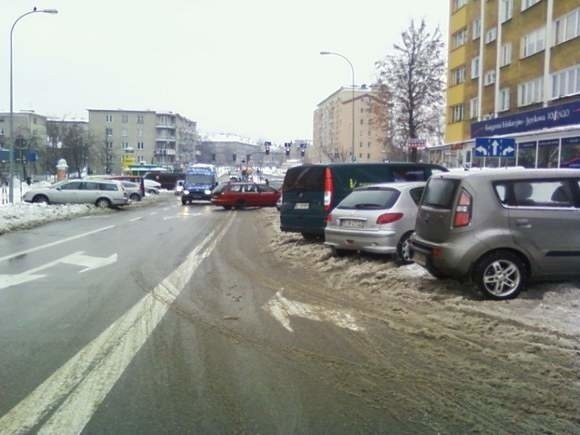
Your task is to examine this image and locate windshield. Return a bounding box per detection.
[337,188,400,210]
[185,174,214,185]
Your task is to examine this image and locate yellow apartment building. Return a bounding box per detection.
[435,0,580,168]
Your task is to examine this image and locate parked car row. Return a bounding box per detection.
[278,163,580,300]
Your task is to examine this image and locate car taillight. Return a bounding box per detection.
[323,167,333,211]
[326,213,333,223]
[376,212,403,224]
[453,189,472,228]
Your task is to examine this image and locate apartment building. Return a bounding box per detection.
[88,109,197,174]
[312,86,386,163]
[0,111,48,149]
[440,0,580,168]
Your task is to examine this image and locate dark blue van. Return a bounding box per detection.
[280,163,447,239]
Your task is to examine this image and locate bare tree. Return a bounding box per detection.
[46,122,99,176]
[375,19,445,161]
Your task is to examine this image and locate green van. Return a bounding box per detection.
[280,163,447,239]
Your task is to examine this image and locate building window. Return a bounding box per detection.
[483,70,496,86]
[551,64,580,100]
[122,142,129,150]
[498,88,511,112]
[137,141,144,150]
[137,128,143,138]
[469,97,479,120]
[105,127,113,136]
[521,0,541,12]
[452,28,468,49]
[137,115,144,124]
[453,0,467,12]
[121,114,128,123]
[500,0,513,23]
[517,77,543,107]
[485,27,497,44]
[472,18,481,40]
[554,8,580,45]
[471,56,480,79]
[521,26,546,58]
[451,104,464,123]
[122,128,128,137]
[106,141,113,149]
[499,43,512,67]
[105,114,112,123]
[451,66,466,85]
[137,155,145,163]
[367,153,371,159]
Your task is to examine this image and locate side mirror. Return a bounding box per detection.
[56,186,62,191]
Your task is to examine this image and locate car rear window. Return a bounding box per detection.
[337,188,400,210]
[422,179,458,209]
[283,167,324,192]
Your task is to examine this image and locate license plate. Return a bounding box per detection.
[295,202,309,210]
[341,219,364,229]
[413,251,428,266]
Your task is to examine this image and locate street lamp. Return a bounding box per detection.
[8,7,58,203]
[320,51,356,162]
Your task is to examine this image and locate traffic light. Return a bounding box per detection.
[232,153,237,162]
[284,142,291,156]
[264,141,271,155]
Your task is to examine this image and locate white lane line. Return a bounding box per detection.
[128,216,143,223]
[162,213,201,221]
[0,225,116,264]
[162,207,170,211]
[149,211,158,216]
[0,213,236,434]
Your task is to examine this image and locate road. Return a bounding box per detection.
[0,196,579,434]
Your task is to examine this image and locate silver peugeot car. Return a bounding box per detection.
[324,182,425,262]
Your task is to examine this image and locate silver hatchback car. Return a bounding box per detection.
[324,182,425,262]
[411,169,580,300]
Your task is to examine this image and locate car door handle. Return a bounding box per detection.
[515,218,532,228]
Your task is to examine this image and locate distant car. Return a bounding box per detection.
[22,179,128,208]
[143,179,160,195]
[325,182,425,262]
[411,169,580,300]
[211,182,281,209]
[120,181,144,201]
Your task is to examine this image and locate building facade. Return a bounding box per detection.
[442,0,580,168]
[88,109,197,174]
[197,141,265,166]
[312,86,386,163]
[0,111,48,149]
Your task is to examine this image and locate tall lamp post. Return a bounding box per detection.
[8,7,58,203]
[320,51,356,162]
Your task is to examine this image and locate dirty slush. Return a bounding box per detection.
[264,209,580,433]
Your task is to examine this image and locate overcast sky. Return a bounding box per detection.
[0,0,448,142]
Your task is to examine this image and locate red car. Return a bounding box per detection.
[211,182,281,209]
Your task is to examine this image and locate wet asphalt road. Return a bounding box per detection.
[1,194,580,434]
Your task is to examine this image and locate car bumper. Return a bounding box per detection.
[324,227,398,254]
[112,198,130,206]
[410,234,480,278]
[183,193,211,201]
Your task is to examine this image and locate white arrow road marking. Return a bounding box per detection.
[0,225,115,264]
[0,252,118,290]
[263,291,363,333]
[491,140,500,156]
[0,213,235,434]
[128,216,143,222]
[163,213,202,221]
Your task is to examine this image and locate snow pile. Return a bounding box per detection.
[0,203,105,235]
[264,208,580,337]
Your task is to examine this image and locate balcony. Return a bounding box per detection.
[156,136,176,142]
[156,124,176,130]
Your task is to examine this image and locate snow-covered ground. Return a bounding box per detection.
[264,209,580,338]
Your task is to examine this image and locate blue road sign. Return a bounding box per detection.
[474,137,516,158]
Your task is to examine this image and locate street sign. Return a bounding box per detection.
[474,137,516,158]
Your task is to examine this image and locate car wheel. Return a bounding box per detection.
[148,189,159,195]
[129,193,141,202]
[235,200,246,209]
[301,232,321,241]
[223,205,232,210]
[396,231,414,264]
[330,247,349,257]
[32,194,49,204]
[96,198,112,209]
[473,250,527,300]
[181,198,188,206]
